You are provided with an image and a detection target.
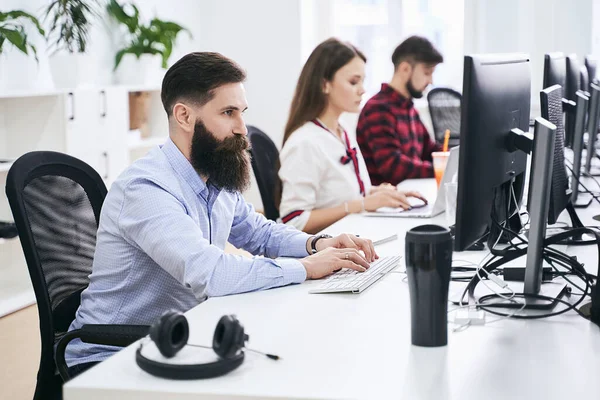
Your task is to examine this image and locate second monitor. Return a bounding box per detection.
[455,53,530,252]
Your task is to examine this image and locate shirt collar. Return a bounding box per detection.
[161,137,208,196]
[381,83,413,108]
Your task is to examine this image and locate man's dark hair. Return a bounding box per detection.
[391,36,443,70]
[161,52,246,117]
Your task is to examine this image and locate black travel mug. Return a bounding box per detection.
[405,224,453,347]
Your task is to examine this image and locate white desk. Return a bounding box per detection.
[64,179,600,400]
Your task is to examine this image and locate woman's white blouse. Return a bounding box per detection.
[278,121,372,230]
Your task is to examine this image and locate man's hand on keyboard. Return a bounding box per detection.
[300,248,370,280]
[315,233,378,262]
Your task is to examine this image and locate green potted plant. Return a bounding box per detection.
[0,10,46,90]
[44,0,101,88]
[107,0,191,85]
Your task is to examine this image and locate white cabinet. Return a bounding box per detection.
[65,89,104,174]
[63,88,130,185]
[0,85,154,317]
[100,88,130,184]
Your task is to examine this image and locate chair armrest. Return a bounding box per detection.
[55,324,149,382]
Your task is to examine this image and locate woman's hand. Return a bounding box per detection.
[369,182,396,194]
[363,190,427,211]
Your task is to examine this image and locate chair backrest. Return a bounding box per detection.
[427,87,462,145]
[247,126,280,221]
[5,151,107,400]
[580,66,590,95]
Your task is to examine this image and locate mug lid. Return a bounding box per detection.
[405,224,452,244]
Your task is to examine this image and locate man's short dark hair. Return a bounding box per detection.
[161,52,246,117]
[391,36,443,70]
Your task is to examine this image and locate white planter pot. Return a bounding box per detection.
[0,51,54,93]
[114,54,165,86]
[48,53,98,89]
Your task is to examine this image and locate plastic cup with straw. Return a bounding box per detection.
[432,130,451,187]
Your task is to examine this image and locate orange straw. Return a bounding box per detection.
[443,129,450,152]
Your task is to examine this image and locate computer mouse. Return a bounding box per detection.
[407,197,428,209]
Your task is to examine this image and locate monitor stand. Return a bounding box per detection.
[490,120,568,312]
[573,192,594,208]
[478,282,568,310]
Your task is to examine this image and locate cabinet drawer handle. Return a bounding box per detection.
[100,90,107,118]
[68,92,75,121]
[103,151,109,179]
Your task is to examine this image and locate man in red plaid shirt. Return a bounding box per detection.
[357,36,444,185]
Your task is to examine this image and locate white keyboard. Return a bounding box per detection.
[309,255,402,294]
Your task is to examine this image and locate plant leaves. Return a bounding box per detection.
[107,0,138,34]
[44,0,98,53]
[114,48,128,70]
[0,10,45,36]
[108,1,191,68]
[0,27,28,54]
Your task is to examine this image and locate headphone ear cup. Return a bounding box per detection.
[213,315,245,359]
[151,311,189,358]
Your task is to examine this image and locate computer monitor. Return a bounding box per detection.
[585,83,600,174]
[456,54,571,308]
[543,53,566,89]
[585,55,598,85]
[523,117,565,298]
[580,66,590,95]
[565,54,581,101]
[564,55,581,148]
[571,91,591,207]
[455,54,530,251]
[539,85,572,224]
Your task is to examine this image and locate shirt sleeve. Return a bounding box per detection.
[228,192,311,258]
[418,113,443,159]
[117,178,306,301]
[358,104,434,184]
[278,137,325,231]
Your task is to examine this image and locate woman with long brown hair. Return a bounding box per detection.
[278,38,425,234]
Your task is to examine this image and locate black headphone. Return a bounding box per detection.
[135,310,277,380]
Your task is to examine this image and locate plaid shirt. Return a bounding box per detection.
[357,83,442,184]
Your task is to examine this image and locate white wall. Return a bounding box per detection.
[192,0,303,208]
[464,0,593,114]
[194,0,303,148]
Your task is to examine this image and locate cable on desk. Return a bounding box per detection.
[459,227,599,320]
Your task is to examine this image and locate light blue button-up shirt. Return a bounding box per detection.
[66,138,310,366]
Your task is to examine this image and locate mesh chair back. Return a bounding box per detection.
[427,88,462,146]
[5,151,107,400]
[247,126,280,221]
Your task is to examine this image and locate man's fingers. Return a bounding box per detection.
[336,250,370,269]
[350,236,375,262]
[337,234,359,249]
[366,238,378,259]
[337,260,367,273]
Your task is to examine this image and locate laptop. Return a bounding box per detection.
[364,146,459,218]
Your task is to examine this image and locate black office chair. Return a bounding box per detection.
[247,125,280,221]
[5,151,148,400]
[427,87,462,148]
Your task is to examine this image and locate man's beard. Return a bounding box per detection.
[189,120,251,193]
[406,75,424,99]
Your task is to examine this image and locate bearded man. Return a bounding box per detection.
[357,36,444,184]
[65,52,375,376]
